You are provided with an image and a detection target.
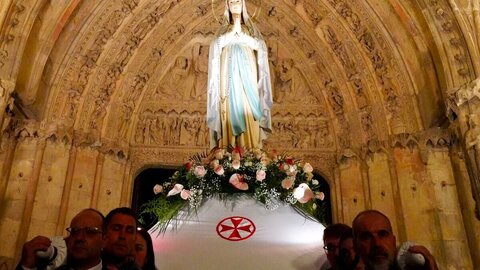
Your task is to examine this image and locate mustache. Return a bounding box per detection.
[369,246,389,258]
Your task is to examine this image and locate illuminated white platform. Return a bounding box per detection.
[150,195,327,270]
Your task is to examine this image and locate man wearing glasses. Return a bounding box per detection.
[17,208,105,270]
[321,223,351,270]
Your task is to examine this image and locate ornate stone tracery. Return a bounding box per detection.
[0,0,480,268]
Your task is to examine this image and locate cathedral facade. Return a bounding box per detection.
[0,0,479,268]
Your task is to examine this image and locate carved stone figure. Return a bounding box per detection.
[156,56,194,99]
[193,44,209,100]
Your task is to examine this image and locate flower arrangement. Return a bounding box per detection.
[140,147,327,231]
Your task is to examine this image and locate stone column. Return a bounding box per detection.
[391,133,443,264]
[337,149,366,224]
[447,77,480,219]
[363,140,401,240]
[419,128,473,269]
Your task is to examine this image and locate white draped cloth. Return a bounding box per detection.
[150,196,327,270]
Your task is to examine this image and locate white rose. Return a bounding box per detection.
[193,166,207,178]
[153,184,163,195]
[232,159,241,170]
[303,163,313,173]
[312,179,319,186]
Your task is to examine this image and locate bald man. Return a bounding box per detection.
[18,208,105,270]
[352,210,438,270]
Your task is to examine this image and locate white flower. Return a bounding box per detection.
[312,179,319,186]
[303,163,313,173]
[153,184,163,195]
[312,203,317,210]
[256,170,266,181]
[293,183,314,203]
[167,184,184,197]
[244,161,253,167]
[193,166,207,178]
[232,159,241,170]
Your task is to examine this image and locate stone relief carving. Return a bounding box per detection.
[273,58,315,104]
[302,1,324,27]
[360,108,375,140]
[465,113,480,219]
[324,78,344,116]
[325,0,406,132]
[55,0,141,123]
[155,56,194,99]
[390,133,419,149]
[192,43,209,100]
[81,3,184,134]
[135,109,208,147]
[428,0,474,80]
[0,3,25,45]
[447,78,480,219]
[265,113,333,149]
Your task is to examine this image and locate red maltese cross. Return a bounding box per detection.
[216,216,256,241]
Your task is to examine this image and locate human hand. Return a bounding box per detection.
[20,236,51,268]
[408,245,438,270]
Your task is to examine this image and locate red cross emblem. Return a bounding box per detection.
[216,216,256,241]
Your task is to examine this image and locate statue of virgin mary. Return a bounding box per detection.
[207,0,273,149]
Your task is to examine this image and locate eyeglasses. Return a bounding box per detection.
[323,244,339,253]
[66,227,103,237]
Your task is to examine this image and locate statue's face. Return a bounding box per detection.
[228,0,242,15]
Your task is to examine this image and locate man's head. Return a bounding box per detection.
[352,210,396,270]
[65,208,105,268]
[103,207,138,263]
[323,223,351,267]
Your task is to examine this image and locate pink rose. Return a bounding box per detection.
[180,189,192,200]
[303,163,313,173]
[281,177,295,189]
[194,166,207,178]
[232,159,241,170]
[256,170,266,181]
[153,184,163,195]
[214,165,225,175]
[229,173,248,190]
